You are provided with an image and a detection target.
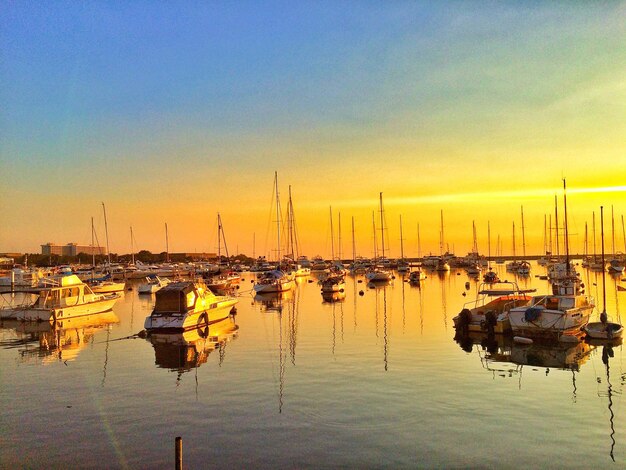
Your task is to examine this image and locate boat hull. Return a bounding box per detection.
[508,306,592,338]
[0,295,120,322]
[144,298,237,331]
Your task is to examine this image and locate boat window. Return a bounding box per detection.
[546,298,559,310]
[559,298,574,310]
[186,291,196,308]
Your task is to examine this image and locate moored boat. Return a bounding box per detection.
[0,274,120,322]
[144,280,237,331]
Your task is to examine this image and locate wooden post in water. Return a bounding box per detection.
[175,436,182,470]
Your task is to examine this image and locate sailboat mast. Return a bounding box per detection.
[379,193,386,259]
[487,221,491,267]
[351,216,356,264]
[593,211,597,262]
[554,195,560,258]
[563,179,570,273]
[417,223,421,259]
[543,214,547,255]
[399,215,405,261]
[601,206,607,313]
[102,202,111,267]
[611,205,616,257]
[130,226,135,265]
[512,222,516,258]
[521,206,526,258]
[288,186,295,259]
[165,222,169,263]
[274,172,281,263]
[330,206,335,260]
[217,213,222,261]
[338,212,342,261]
[372,211,378,260]
[91,217,96,270]
[439,210,444,256]
[472,220,478,254]
[622,215,626,254]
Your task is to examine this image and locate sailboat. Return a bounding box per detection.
[607,206,625,274]
[508,180,594,339]
[286,186,311,277]
[397,215,410,273]
[435,210,451,272]
[254,172,296,294]
[320,207,346,293]
[516,206,531,276]
[87,205,126,294]
[409,222,426,283]
[583,206,624,340]
[365,193,392,282]
[203,213,240,292]
[482,221,499,283]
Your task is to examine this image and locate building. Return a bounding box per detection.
[41,243,106,256]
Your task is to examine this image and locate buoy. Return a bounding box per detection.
[456,272,461,275]
[462,292,466,296]
[359,290,364,296]
[358,279,363,283]
[465,282,470,289]
[513,336,533,345]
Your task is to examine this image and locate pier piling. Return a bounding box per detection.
[175,436,182,470]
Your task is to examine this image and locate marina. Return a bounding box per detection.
[1,261,625,468]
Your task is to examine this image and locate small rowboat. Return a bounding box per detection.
[583,322,624,340]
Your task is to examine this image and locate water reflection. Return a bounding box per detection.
[0,311,119,364]
[146,316,238,378]
[455,332,593,379]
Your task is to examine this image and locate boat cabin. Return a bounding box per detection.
[35,275,96,308]
[153,282,203,314]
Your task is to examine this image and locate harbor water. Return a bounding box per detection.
[1,261,624,468]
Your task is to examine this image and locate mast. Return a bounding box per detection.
[563,179,570,274]
[512,222,516,258]
[399,215,405,261]
[543,214,547,255]
[417,223,421,259]
[372,211,378,260]
[487,221,491,268]
[217,213,222,262]
[288,186,296,260]
[622,215,626,254]
[351,216,356,264]
[102,202,111,267]
[338,212,342,261]
[584,222,588,262]
[593,211,597,262]
[601,206,607,314]
[554,195,560,258]
[472,220,478,254]
[329,206,335,260]
[91,217,95,268]
[130,226,135,265]
[439,210,444,256]
[274,171,281,263]
[611,205,616,257]
[549,215,553,255]
[165,222,169,263]
[379,193,386,259]
[520,206,526,259]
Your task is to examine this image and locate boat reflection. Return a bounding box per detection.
[322,291,346,303]
[454,331,593,373]
[254,289,293,313]
[147,316,238,374]
[0,311,119,364]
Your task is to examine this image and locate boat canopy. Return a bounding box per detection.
[153,282,196,314]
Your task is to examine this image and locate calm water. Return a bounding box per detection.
[1,262,625,469]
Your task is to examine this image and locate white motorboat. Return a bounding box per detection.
[138,275,172,294]
[253,270,295,293]
[320,273,346,293]
[453,281,534,335]
[0,274,120,322]
[144,280,238,331]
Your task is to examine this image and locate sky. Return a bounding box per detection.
[2,1,626,260]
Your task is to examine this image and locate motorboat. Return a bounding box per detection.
[409,269,426,283]
[508,277,594,339]
[482,269,499,283]
[144,280,238,331]
[453,281,534,335]
[86,273,126,294]
[253,270,295,294]
[320,273,346,293]
[0,274,120,322]
[138,275,172,294]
